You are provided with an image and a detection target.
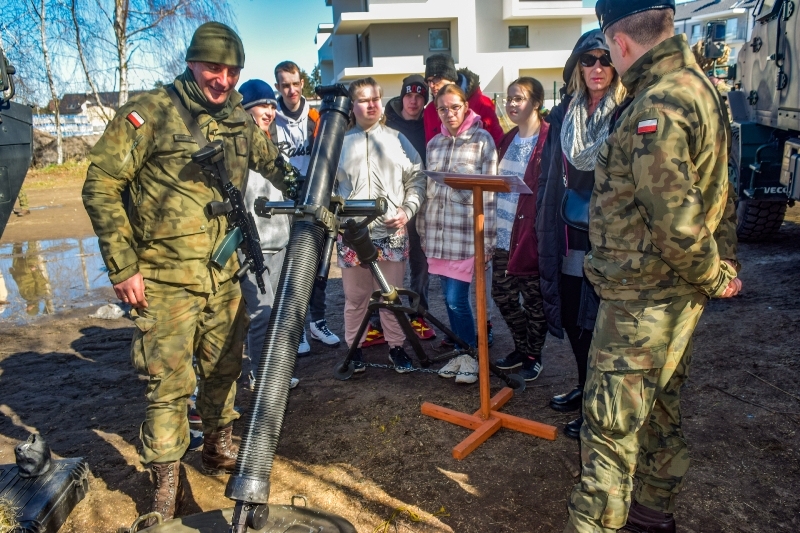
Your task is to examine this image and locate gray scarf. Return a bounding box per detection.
[560,91,616,171]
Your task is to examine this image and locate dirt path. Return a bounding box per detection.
[1,176,799,532]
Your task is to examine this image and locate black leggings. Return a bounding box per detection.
[560,274,593,388]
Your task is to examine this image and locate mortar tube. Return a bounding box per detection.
[225,86,352,518]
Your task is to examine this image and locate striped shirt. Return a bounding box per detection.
[496,132,537,250]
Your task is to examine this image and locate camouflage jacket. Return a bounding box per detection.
[586,35,738,301]
[82,86,283,291]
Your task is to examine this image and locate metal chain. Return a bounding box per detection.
[357,362,478,377]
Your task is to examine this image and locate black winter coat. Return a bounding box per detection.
[385,97,427,166]
[536,95,600,338]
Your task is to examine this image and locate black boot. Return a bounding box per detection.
[550,386,582,412]
[563,415,583,440]
[619,500,676,533]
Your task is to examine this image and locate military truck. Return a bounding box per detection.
[724,0,799,240]
[0,44,33,238]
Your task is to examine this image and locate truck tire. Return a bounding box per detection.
[736,199,787,241]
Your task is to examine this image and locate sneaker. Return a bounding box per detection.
[486,322,494,347]
[298,330,311,357]
[188,428,204,451]
[494,350,525,370]
[351,348,366,373]
[188,407,201,425]
[438,354,465,378]
[309,319,341,346]
[455,355,479,384]
[410,316,436,340]
[516,357,543,382]
[388,346,413,374]
[290,377,300,389]
[361,326,387,348]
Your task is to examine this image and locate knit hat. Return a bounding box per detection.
[425,54,457,82]
[239,79,278,110]
[185,22,245,68]
[596,0,675,32]
[563,30,610,84]
[401,74,428,100]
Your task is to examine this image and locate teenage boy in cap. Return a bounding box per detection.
[83,22,285,524]
[239,79,299,392]
[422,54,504,145]
[272,60,340,353]
[368,74,436,343]
[564,1,741,532]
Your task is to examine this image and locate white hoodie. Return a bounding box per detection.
[273,97,315,176]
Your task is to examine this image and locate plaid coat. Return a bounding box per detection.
[418,117,498,261]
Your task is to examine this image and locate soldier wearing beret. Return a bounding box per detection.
[564,1,742,532]
[82,22,284,523]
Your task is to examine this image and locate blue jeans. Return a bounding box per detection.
[439,275,476,348]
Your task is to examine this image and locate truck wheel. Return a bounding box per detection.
[736,199,787,241]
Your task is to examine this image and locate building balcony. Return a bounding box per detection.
[334,55,426,81]
[503,0,596,20]
[333,2,455,34]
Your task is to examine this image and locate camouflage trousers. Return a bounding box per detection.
[16,187,28,209]
[491,249,547,358]
[130,277,247,465]
[565,292,707,533]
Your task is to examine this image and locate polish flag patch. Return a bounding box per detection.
[637,119,658,135]
[126,111,145,129]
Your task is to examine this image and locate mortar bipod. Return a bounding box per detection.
[331,215,524,391]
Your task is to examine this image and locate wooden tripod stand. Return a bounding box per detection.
[420,174,558,459]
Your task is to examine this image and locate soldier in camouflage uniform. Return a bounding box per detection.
[82,22,283,523]
[564,2,743,532]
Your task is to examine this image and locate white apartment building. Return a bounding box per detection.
[316,0,600,106]
[674,0,756,65]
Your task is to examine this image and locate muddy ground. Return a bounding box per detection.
[1,170,799,532]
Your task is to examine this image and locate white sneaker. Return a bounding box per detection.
[438,354,463,378]
[298,330,311,356]
[308,319,341,346]
[455,355,478,384]
[290,377,300,389]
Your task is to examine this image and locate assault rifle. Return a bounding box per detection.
[192,140,267,294]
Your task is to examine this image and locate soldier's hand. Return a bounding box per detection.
[720,277,742,298]
[114,273,149,309]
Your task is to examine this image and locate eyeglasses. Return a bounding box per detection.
[426,76,443,85]
[579,53,613,68]
[437,104,464,116]
[504,96,528,107]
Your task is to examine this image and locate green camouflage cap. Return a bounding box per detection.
[185,22,245,68]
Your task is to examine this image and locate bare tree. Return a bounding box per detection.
[70,0,111,121]
[31,0,63,164]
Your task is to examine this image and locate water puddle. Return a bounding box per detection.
[0,237,117,324]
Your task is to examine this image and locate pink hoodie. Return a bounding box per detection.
[440,109,482,138]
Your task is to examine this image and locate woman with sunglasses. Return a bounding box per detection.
[490,77,550,383]
[418,83,498,383]
[536,29,626,438]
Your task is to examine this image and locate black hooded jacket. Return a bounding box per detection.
[385,97,427,166]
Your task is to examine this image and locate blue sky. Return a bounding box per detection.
[233,0,333,87]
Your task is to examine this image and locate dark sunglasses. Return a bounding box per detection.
[579,53,612,68]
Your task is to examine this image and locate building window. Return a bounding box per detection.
[509,26,529,48]
[690,24,702,45]
[429,29,450,51]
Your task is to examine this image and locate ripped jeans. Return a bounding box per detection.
[439,275,476,348]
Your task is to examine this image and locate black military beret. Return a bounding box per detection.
[596,0,676,32]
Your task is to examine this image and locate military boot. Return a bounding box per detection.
[201,423,239,476]
[618,500,676,533]
[146,460,182,526]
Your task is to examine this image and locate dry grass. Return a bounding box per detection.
[0,498,19,533]
[24,161,89,190]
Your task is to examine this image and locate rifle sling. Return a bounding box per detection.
[166,85,208,149]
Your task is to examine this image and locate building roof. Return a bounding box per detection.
[675,0,757,21]
[55,91,145,115]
